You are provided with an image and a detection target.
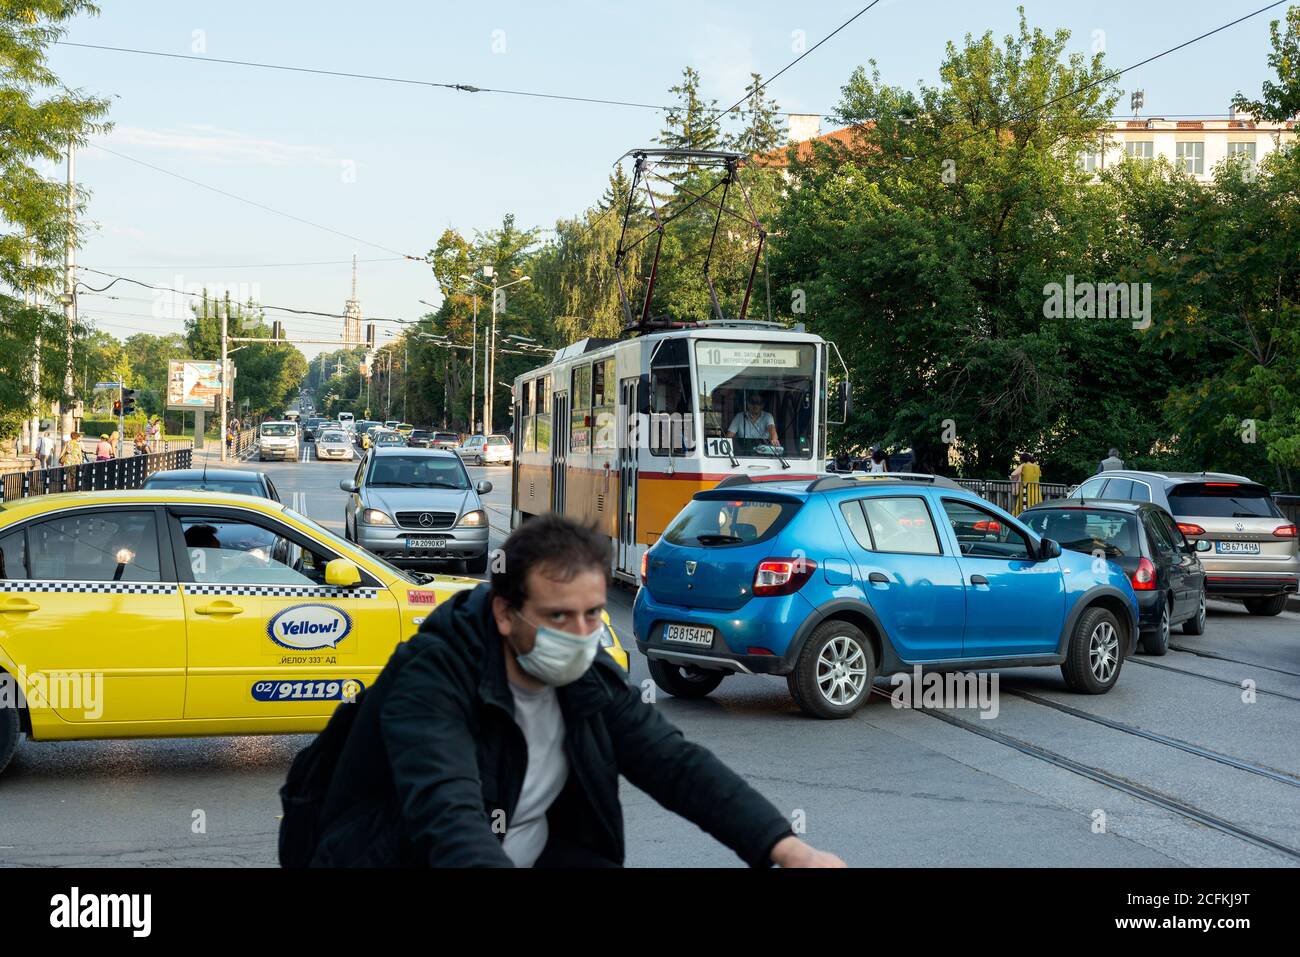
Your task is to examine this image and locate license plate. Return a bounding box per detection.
[1216,541,1260,554]
[407,538,446,549]
[664,623,714,646]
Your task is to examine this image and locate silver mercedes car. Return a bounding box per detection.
[341,447,492,572]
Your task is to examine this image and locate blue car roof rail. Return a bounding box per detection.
[804,472,965,493]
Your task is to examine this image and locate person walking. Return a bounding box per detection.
[59,432,85,467]
[293,514,846,869]
[95,434,114,461]
[133,432,149,457]
[146,416,161,453]
[33,428,55,470]
[1010,453,1043,514]
[1098,448,1125,473]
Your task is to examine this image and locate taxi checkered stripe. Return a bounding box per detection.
[0,580,176,595]
[181,584,381,599]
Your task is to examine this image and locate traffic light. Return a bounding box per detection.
[272,320,285,341]
[366,323,376,348]
[121,388,137,417]
[112,400,122,416]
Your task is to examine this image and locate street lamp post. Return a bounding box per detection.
[461,273,529,435]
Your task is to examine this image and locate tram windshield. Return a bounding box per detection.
[695,341,816,460]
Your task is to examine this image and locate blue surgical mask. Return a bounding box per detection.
[511,611,603,686]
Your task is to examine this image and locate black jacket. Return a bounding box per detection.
[311,583,793,867]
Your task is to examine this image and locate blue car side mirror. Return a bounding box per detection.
[1039,538,1062,560]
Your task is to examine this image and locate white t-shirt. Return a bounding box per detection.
[501,681,569,867]
[727,410,775,440]
[868,460,886,473]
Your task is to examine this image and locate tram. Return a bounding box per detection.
[511,320,847,582]
[510,147,849,580]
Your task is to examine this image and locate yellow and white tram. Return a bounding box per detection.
[511,320,847,582]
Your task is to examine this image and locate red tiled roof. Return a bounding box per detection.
[752,125,869,167]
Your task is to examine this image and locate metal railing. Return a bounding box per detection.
[955,479,1072,515]
[1,448,193,502]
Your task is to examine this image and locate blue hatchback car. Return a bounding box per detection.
[633,474,1140,718]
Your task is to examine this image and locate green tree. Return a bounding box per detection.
[0,0,111,434]
[772,12,1122,478]
[1232,5,1300,124]
[655,66,722,154]
[728,73,785,155]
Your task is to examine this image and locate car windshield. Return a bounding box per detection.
[367,455,469,489]
[260,424,297,437]
[696,340,817,460]
[143,478,265,497]
[1167,483,1282,519]
[411,431,431,439]
[280,506,420,584]
[1021,508,1137,557]
[319,431,345,443]
[664,495,800,547]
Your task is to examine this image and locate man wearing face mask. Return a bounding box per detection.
[308,513,844,868]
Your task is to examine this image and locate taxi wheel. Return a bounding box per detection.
[0,684,20,777]
[648,658,724,699]
[789,620,875,719]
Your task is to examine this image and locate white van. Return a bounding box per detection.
[337,412,355,431]
[257,421,300,461]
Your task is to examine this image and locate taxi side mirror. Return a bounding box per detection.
[325,558,362,587]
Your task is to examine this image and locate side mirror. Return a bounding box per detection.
[1039,538,1062,560]
[476,480,493,495]
[1195,539,1212,552]
[325,558,361,587]
[339,479,358,493]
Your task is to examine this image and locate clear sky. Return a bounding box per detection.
[49,0,1289,359]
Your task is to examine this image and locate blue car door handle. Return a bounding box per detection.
[868,572,889,584]
[970,574,989,586]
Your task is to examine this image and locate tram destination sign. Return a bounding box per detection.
[698,344,802,369]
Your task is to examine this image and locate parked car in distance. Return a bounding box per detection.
[314,428,354,462]
[407,429,433,448]
[257,421,300,462]
[456,433,514,466]
[1020,501,1208,654]
[1069,470,1298,615]
[142,467,280,502]
[633,473,1139,719]
[341,447,493,573]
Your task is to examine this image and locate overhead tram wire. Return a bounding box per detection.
[87,257,407,270]
[88,144,429,262]
[575,0,889,247]
[54,40,835,120]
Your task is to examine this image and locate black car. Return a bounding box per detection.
[1021,501,1209,655]
[407,429,433,448]
[302,417,328,442]
[141,467,281,502]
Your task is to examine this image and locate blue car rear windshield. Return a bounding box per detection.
[664,496,799,547]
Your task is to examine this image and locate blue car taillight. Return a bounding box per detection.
[753,558,818,596]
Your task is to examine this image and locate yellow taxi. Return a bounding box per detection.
[0,490,629,775]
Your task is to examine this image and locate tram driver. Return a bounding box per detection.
[725,392,781,450]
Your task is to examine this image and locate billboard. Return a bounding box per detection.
[167,360,223,411]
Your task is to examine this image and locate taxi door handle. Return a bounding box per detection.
[194,601,244,616]
[0,599,40,614]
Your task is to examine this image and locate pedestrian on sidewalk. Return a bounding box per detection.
[60,432,84,467]
[146,416,160,453]
[134,432,149,457]
[1010,452,1043,513]
[290,514,846,869]
[1098,447,1125,473]
[33,428,55,470]
[95,434,114,461]
[869,447,889,473]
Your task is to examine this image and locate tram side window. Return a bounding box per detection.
[535,375,551,453]
[520,379,535,452]
[570,364,592,454]
[649,338,694,456]
[592,358,616,452]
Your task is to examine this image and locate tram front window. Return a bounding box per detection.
[696,341,815,460]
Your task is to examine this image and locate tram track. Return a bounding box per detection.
[1126,656,1300,702]
[1167,643,1300,679]
[868,686,1300,861]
